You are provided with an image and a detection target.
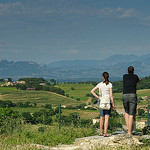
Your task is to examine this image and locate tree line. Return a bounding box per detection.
[16,78,65,95]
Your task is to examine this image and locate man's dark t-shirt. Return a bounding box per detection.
[123,73,139,94]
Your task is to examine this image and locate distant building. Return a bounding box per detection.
[39,83,46,86]
[92,119,100,125]
[1,82,13,86]
[15,81,26,84]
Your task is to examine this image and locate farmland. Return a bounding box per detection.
[0,83,149,149]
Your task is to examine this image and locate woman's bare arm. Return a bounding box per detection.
[91,86,99,99]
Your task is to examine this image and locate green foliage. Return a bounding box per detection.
[0,100,16,108]
[0,79,4,82]
[50,78,56,85]
[22,109,55,125]
[0,124,96,148]
[19,77,49,85]
[112,81,123,93]
[7,78,12,82]
[91,97,98,104]
[76,98,80,101]
[0,100,37,108]
[38,126,46,133]
[85,107,97,110]
[44,104,52,109]
[71,87,75,90]
[137,76,150,89]
[142,126,150,135]
[76,103,86,110]
[108,109,122,130]
[0,108,21,135]
[17,77,65,95]
[138,108,145,116]
[85,93,93,97]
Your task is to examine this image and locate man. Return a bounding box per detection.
[123,66,141,135]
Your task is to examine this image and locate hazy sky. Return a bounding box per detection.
[0,0,150,64]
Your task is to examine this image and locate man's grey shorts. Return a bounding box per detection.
[122,93,137,115]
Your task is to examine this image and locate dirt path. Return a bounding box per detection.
[86,97,92,105]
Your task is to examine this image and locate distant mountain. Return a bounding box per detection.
[47,53,150,81]
[0,53,150,82]
[0,60,48,80]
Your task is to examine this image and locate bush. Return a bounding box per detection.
[76,98,80,101]
[85,93,93,97]
[71,87,75,90]
[22,109,53,125]
[0,108,22,135]
[91,98,98,104]
[138,108,145,116]
[0,100,16,108]
[142,126,150,135]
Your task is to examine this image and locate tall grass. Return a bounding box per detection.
[0,118,97,149]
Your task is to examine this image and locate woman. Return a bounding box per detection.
[91,72,115,137]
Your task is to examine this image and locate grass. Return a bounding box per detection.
[62,109,99,119]
[58,83,94,101]
[0,87,82,107]
[0,85,150,149]
[0,85,150,113]
[0,123,97,149]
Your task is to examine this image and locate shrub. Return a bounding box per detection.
[138,108,145,116]
[71,87,75,90]
[91,97,98,104]
[0,108,22,135]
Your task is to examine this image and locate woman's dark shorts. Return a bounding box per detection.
[122,93,137,115]
[99,100,111,117]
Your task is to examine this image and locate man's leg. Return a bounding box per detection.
[100,117,104,134]
[128,115,134,134]
[104,115,109,134]
[125,112,129,131]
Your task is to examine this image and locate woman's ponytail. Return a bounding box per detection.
[102,72,109,85]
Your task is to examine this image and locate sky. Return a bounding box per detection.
[0,0,150,64]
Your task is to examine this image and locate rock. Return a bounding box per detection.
[50,134,144,150]
[142,135,150,140]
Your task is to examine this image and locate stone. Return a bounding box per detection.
[50,134,144,150]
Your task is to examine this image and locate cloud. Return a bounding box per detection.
[0,2,22,16]
[117,8,139,18]
[0,0,145,22]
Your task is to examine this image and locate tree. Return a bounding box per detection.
[7,78,12,82]
[50,78,56,85]
[0,79,4,82]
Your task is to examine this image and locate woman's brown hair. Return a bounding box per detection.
[102,72,109,85]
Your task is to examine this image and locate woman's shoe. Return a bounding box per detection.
[98,133,103,136]
[103,134,109,137]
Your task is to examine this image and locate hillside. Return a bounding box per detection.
[0,53,150,82]
[0,87,82,107]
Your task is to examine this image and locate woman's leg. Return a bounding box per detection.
[104,115,109,135]
[100,117,104,134]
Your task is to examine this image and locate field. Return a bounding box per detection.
[58,83,94,101]
[0,84,150,115]
[0,87,82,107]
[0,84,150,149]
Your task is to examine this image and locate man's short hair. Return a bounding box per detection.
[128,66,134,74]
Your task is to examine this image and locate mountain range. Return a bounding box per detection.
[0,53,150,82]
